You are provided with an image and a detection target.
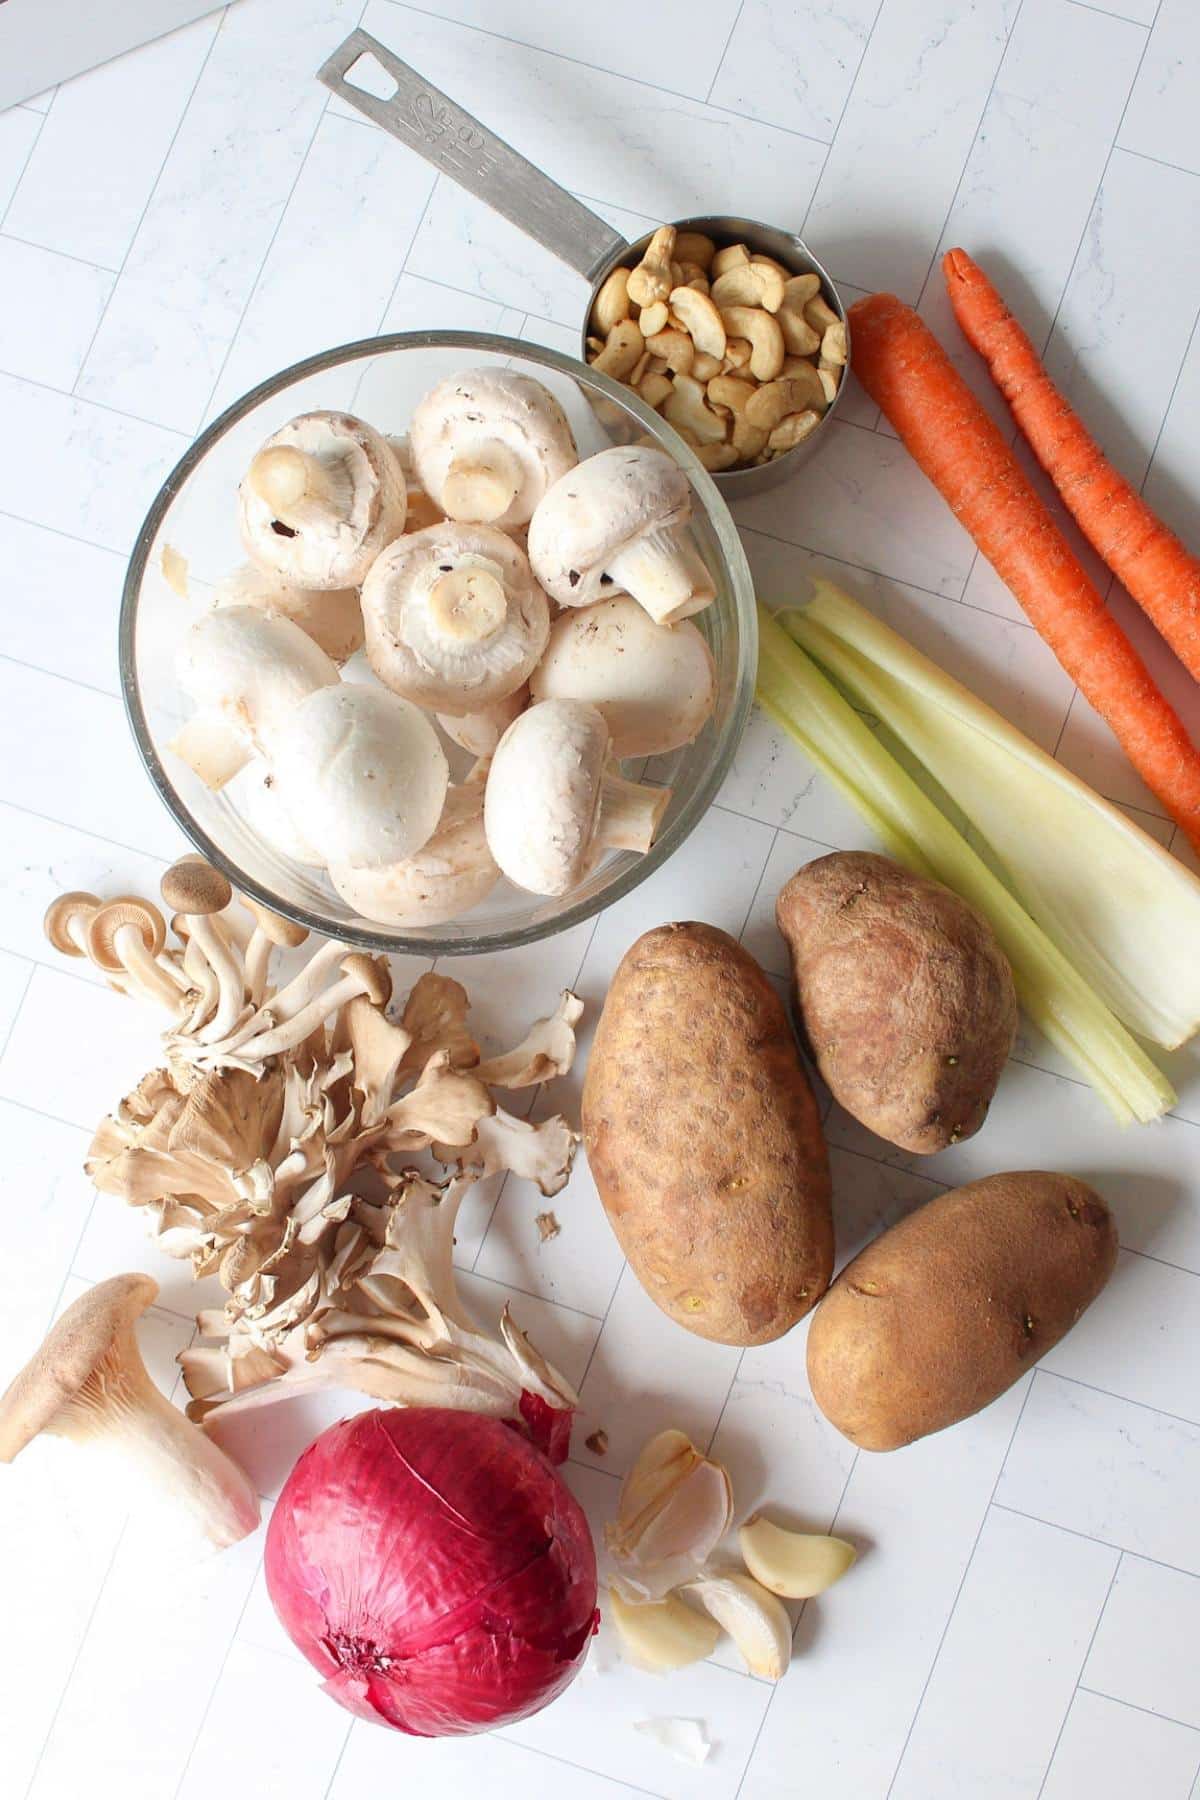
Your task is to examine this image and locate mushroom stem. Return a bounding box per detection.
[113,925,186,1013]
[232,963,383,1062]
[596,773,671,855]
[243,931,272,1007]
[246,445,352,531]
[606,527,715,625]
[191,916,249,1044]
[216,939,348,1055]
[93,1357,261,1549]
[442,443,523,523]
[427,562,508,642]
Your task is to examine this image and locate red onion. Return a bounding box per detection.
[266,1408,598,1736]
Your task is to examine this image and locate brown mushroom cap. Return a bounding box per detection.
[86,898,167,972]
[0,1273,157,1461]
[160,857,234,917]
[342,953,392,1008]
[239,894,309,948]
[43,891,100,957]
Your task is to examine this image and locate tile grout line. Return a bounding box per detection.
[1136,295,1200,497]
[170,1562,267,1800]
[1065,0,1154,25]
[1077,1686,1200,1737]
[705,0,746,104]
[0,85,55,234]
[801,0,888,239]
[1038,1366,1200,1431]
[0,228,121,276]
[884,1372,1038,1796]
[69,7,229,399]
[993,1504,1200,1581]
[1035,1552,1123,1796]
[320,1720,357,1800]
[1116,141,1200,181]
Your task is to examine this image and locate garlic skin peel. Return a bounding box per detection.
[606,1428,733,1601]
[686,1570,792,1681]
[606,1586,719,1673]
[739,1514,857,1599]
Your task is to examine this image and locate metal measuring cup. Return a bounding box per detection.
[319,30,849,498]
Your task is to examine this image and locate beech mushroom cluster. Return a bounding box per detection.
[168,373,720,922]
[586,229,846,471]
[42,862,587,1440]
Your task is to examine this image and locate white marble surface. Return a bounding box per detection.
[2,2,1200,1795]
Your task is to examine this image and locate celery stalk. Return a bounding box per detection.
[756,607,1176,1125]
[783,581,1200,1050]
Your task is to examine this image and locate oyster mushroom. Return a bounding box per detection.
[232,952,390,1061]
[361,521,549,716]
[531,596,717,758]
[214,563,364,664]
[268,683,448,871]
[330,780,500,927]
[527,445,715,624]
[239,409,407,589]
[409,369,577,530]
[0,1273,259,1550]
[437,684,529,758]
[172,604,340,787]
[484,699,669,896]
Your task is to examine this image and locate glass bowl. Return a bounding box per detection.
[120,332,756,955]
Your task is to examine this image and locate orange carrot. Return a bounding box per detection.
[848,290,1200,853]
[944,246,1200,685]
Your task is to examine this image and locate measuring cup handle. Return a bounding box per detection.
[318,30,627,285]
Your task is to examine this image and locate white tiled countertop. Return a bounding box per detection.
[3,2,1200,1796]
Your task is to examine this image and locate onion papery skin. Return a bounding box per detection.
[265,1409,598,1736]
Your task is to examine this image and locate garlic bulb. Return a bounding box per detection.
[606,1428,733,1600]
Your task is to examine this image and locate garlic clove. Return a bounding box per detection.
[685,1570,793,1681]
[606,1428,733,1599]
[739,1514,857,1599]
[607,1585,720,1673]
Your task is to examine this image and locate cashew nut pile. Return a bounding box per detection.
[44,868,586,1435]
[169,373,720,923]
[587,228,847,471]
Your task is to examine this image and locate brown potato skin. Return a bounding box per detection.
[776,851,1017,1153]
[807,1171,1117,1450]
[582,922,833,1346]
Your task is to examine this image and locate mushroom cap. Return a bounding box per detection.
[484,698,611,895]
[215,564,364,664]
[176,604,340,756]
[329,783,500,925]
[239,893,309,947]
[527,445,692,606]
[410,370,578,530]
[361,521,550,716]
[43,891,100,957]
[230,759,325,868]
[239,410,407,589]
[0,1273,157,1460]
[161,857,234,918]
[269,684,449,871]
[530,596,717,758]
[86,897,168,971]
[341,952,392,1007]
[437,685,529,758]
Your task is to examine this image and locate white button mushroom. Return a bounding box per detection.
[239,409,407,589]
[230,758,325,867]
[484,699,670,896]
[360,522,549,716]
[437,684,529,758]
[410,369,578,531]
[269,683,449,871]
[527,446,715,625]
[214,563,364,664]
[329,780,500,926]
[174,604,340,775]
[530,596,717,758]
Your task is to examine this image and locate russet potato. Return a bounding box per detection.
[582,922,833,1346]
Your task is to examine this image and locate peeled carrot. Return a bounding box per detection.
[944,246,1200,684]
[848,291,1200,853]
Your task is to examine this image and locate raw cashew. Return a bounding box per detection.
[723,339,752,373]
[593,318,645,379]
[706,374,757,418]
[586,335,605,356]
[695,442,739,471]
[691,351,722,382]
[821,321,848,367]
[638,300,669,338]
[712,260,785,313]
[711,242,751,278]
[627,225,677,308]
[751,252,791,280]
[733,416,769,458]
[675,231,716,270]
[804,293,840,334]
[768,409,821,451]
[778,307,821,356]
[677,261,710,289]
[669,286,727,360]
[746,366,827,428]
[817,365,840,404]
[718,306,785,382]
[638,372,673,409]
[783,273,821,309]
[663,373,729,444]
[644,328,694,375]
[629,350,651,387]
[593,268,632,336]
